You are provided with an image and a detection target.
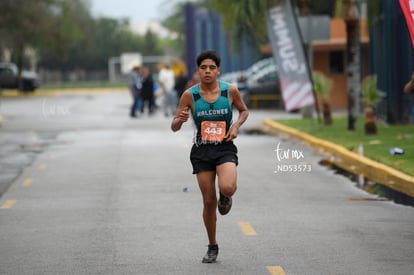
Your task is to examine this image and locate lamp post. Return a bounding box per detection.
[344,0,361,131]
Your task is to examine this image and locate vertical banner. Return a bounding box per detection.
[399,0,414,48]
[266,0,314,111]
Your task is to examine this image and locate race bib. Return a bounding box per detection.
[201,121,226,142]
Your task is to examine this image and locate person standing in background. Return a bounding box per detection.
[186,70,200,89]
[158,63,176,117]
[174,69,188,100]
[140,66,155,116]
[128,64,143,118]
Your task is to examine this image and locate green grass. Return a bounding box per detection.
[277,117,414,177]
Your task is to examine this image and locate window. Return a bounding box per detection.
[329,51,345,74]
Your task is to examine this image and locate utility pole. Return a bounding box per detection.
[344,0,361,131]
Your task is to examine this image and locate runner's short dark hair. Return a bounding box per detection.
[196,50,221,67]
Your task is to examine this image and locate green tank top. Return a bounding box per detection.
[190,81,233,144]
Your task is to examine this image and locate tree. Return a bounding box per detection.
[142,30,163,56]
[204,0,280,44]
[313,71,333,125]
[343,0,361,131]
[0,0,55,87]
[161,1,189,58]
[361,75,381,135]
[203,0,338,45]
[39,15,147,72]
[0,0,96,82]
[1,0,178,84]
[39,0,93,69]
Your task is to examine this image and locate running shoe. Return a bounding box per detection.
[218,192,232,215]
[202,244,219,263]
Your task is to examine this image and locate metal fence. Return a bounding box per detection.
[39,69,111,85]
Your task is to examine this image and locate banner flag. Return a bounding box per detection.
[266,0,314,111]
[399,0,414,48]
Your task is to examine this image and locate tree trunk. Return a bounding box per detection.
[322,101,333,125]
[344,0,361,131]
[364,106,377,135]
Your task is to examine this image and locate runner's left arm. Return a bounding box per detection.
[224,85,249,141]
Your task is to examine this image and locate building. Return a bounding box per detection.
[370,0,413,124]
[312,18,370,109]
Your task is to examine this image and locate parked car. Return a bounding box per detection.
[219,70,245,86]
[246,63,280,95]
[219,57,279,94]
[245,57,275,77]
[0,62,40,92]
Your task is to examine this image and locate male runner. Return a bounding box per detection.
[171,50,249,263]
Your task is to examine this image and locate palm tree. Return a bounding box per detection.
[361,75,381,135]
[338,0,382,131]
[313,71,333,125]
[343,0,361,131]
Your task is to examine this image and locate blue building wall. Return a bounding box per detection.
[184,3,260,77]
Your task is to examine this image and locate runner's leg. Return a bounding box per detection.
[216,162,237,197]
[197,170,218,245]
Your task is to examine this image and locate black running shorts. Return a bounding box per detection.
[190,142,238,174]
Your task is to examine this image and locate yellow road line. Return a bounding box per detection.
[22,178,33,187]
[239,222,257,236]
[267,266,286,275]
[38,163,47,170]
[1,200,16,209]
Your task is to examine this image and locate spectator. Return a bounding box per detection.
[128,64,143,118]
[158,63,176,117]
[140,66,155,115]
[186,70,200,89]
[174,69,188,99]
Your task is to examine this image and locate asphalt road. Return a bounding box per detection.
[0,91,413,275]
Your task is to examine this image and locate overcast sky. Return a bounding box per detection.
[90,0,169,25]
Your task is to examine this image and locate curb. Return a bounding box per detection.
[263,118,414,198]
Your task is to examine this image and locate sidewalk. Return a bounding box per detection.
[262,118,414,199]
